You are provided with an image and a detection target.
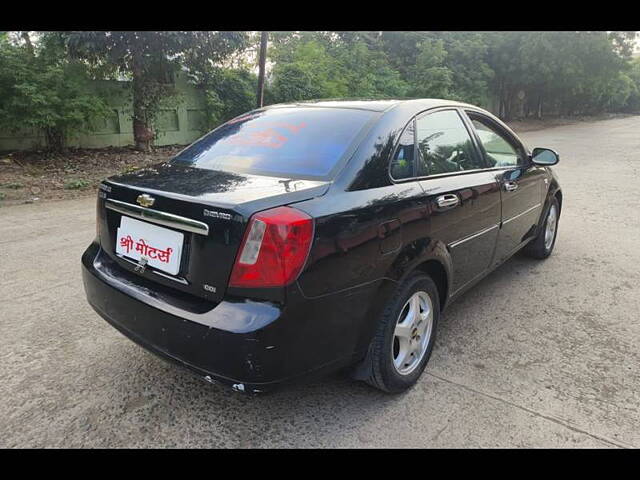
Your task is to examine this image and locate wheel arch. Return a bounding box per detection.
[554,188,563,213]
[390,238,453,312]
[352,239,452,361]
[412,259,449,312]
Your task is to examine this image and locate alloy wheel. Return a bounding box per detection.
[392,291,434,375]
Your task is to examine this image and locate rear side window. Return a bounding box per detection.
[172,107,375,179]
[390,121,415,180]
[415,110,483,176]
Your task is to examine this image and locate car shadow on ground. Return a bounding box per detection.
[82,250,545,447]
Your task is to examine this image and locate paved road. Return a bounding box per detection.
[2,117,640,448]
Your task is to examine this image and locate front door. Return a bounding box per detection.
[465,112,546,266]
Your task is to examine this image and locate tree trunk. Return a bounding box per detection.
[256,31,268,108]
[131,49,154,152]
[536,94,543,120]
[21,31,34,57]
[498,79,505,118]
[502,87,512,121]
[45,127,65,152]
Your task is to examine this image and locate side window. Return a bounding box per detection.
[415,110,483,176]
[390,120,415,180]
[470,117,522,167]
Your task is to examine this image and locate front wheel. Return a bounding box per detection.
[357,273,440,393]
[523,196,560,259]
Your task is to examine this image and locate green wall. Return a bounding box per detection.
[0,73,209,151]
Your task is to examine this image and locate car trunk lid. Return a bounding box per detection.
[97,162,329,303]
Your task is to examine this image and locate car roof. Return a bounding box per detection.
[263,98,477,113]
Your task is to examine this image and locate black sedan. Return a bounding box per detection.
[82,99,562,394]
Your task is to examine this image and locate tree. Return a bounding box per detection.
[552,32,626,115]
[406,38,453,99]
[334,37,409,98]
[268,33,408,103]
[266,30,639,120]
[256,31,268,108]
[435,32,494,107]
[268,38,348,102]
[64,31,248,151]
[201,68,258,128]
[379,31,493,105]
[608,31,638,60]
[0,32,108,151]
[624,58,640,112]
[3,30,638,154]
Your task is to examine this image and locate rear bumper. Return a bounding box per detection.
[82,242,382,393]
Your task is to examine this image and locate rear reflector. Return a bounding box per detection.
[229,206,313,288]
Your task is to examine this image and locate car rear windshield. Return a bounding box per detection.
[171,107,376,180]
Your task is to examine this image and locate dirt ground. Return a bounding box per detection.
[0,113,635,207]
[0,145,184,206]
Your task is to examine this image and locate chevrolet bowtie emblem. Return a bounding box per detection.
[136,194,155,207]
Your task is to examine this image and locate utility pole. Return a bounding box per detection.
[256,31,268,108]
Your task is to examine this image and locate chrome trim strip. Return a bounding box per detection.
[503,203,542,226]
[106,198,209,236]
[448,224,499,249]
[152,269,189,285]
[392,166,516,184]
[115,253,190,285]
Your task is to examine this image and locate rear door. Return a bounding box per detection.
[464,111,546,266]
[411,109,502,294]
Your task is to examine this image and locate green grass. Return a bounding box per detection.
[120,165,140,174]
[64,179,90,190]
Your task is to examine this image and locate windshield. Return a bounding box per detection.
[171,107,376,179]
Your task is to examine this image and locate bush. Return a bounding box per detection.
[64,179,90,190]
[0,33,109,151]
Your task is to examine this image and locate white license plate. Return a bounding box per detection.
[116,216,184,275]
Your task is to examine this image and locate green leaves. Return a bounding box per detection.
[64,179,90,190]
[243,31,640,121]
[268,36,409,103]
[0,33,109,150]
[202,68,257,127]
[63,31,249,150]
[484,31,639,118]
[1,30,638,153]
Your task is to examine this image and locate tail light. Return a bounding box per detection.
[229,206,314,288]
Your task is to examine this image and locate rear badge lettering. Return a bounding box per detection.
[204,209,232,220]
[203,284,217,293]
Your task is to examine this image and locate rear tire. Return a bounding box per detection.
[357,273,439,393]
[523,196,560,259]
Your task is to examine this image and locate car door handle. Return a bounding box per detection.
[435,194,460,208]
[504,181,518,192]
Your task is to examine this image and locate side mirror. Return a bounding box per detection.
[531,147,559,166]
